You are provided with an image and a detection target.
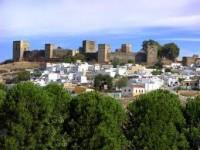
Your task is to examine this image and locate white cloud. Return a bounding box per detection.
[0,0,199,37]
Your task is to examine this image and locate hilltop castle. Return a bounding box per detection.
[13,40,159,65]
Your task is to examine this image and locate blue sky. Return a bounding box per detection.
[0,0,200,62]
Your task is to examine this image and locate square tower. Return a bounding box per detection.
[121,44,132,53]
[13,40,29,61]
[98,44,110,64]
[82,40,97,53]
[146,44,158,66]
[45,44,55,59]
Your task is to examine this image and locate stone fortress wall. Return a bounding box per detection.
[13,40,159,66]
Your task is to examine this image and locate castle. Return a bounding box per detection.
[13,40,159,65]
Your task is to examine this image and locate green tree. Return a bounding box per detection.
[74,53,85,62]
[115,77,128,89]
[184,96,200,150]
[112,59,122,68]
[44,83,71,149]
[63,92,127,150]
[64,54,85,63]
[15,71,30,83]
[0,83,6,91]
[94,74,113,91]
[0,82,55,149]
[128,59,135,64]
[142,40,161,53]
[0,89,6,109]
[124,90,188,150]
[165,68,171,72]
[154,60,163,69]
[152,69,162,75]
[160,43,180,61]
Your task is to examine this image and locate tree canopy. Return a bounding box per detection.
[111,59,125,68]
[142,40,161,52]
[0,82,199,149]
[124,90,188,150]
[94,74,113,91]
[159,43,180,61]
[63,92,127,150]
[0,82,71,149]
[184,96,200,150]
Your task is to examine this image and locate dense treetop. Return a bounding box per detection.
[94,74,113,91]
[0,82,198,150]
[159,43,180,61]
[184,96,200,150]
[64,92,127,150]
[124,90,188,150]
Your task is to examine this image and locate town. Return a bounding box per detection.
[1,39,199,103]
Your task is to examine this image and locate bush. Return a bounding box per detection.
[15,71,30,83]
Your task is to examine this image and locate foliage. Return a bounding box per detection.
[165,68,171,72]
[178,78,184,83]
[15,71,30,83]
[154,61,163,69]
[0,83,6,91]
[44,83,71,148]
[0,89,6,108]
[94,74,113,91]
[0,82,53,149]
[64,54,85,63]
[1,82,200,149]
[0,82,71,149]
[160,43,180,61]
[115,77,128,88]
[142,40,161,53]
[152,69,162,75]
[128,59,135,64]
[32,70,42,78]
[184,97,200,150]
[124,90,188,150]
[112,59,124,68]
[148,61,163,70]
[63,92,127,150]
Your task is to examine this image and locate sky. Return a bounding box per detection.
[0,0,200,62]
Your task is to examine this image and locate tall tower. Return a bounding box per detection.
[82,40,97,53]
[146,44,158,66]
[121,44,132,53]
[98,44,110,64]
[13,40,29,61]
[45,44,55,59]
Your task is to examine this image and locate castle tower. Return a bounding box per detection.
[82,40,97,53]
[13,40,29,61]
[121,44,132,53]
[45,44,55,59]
[98,44,110,64]
[146,44,158,66]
